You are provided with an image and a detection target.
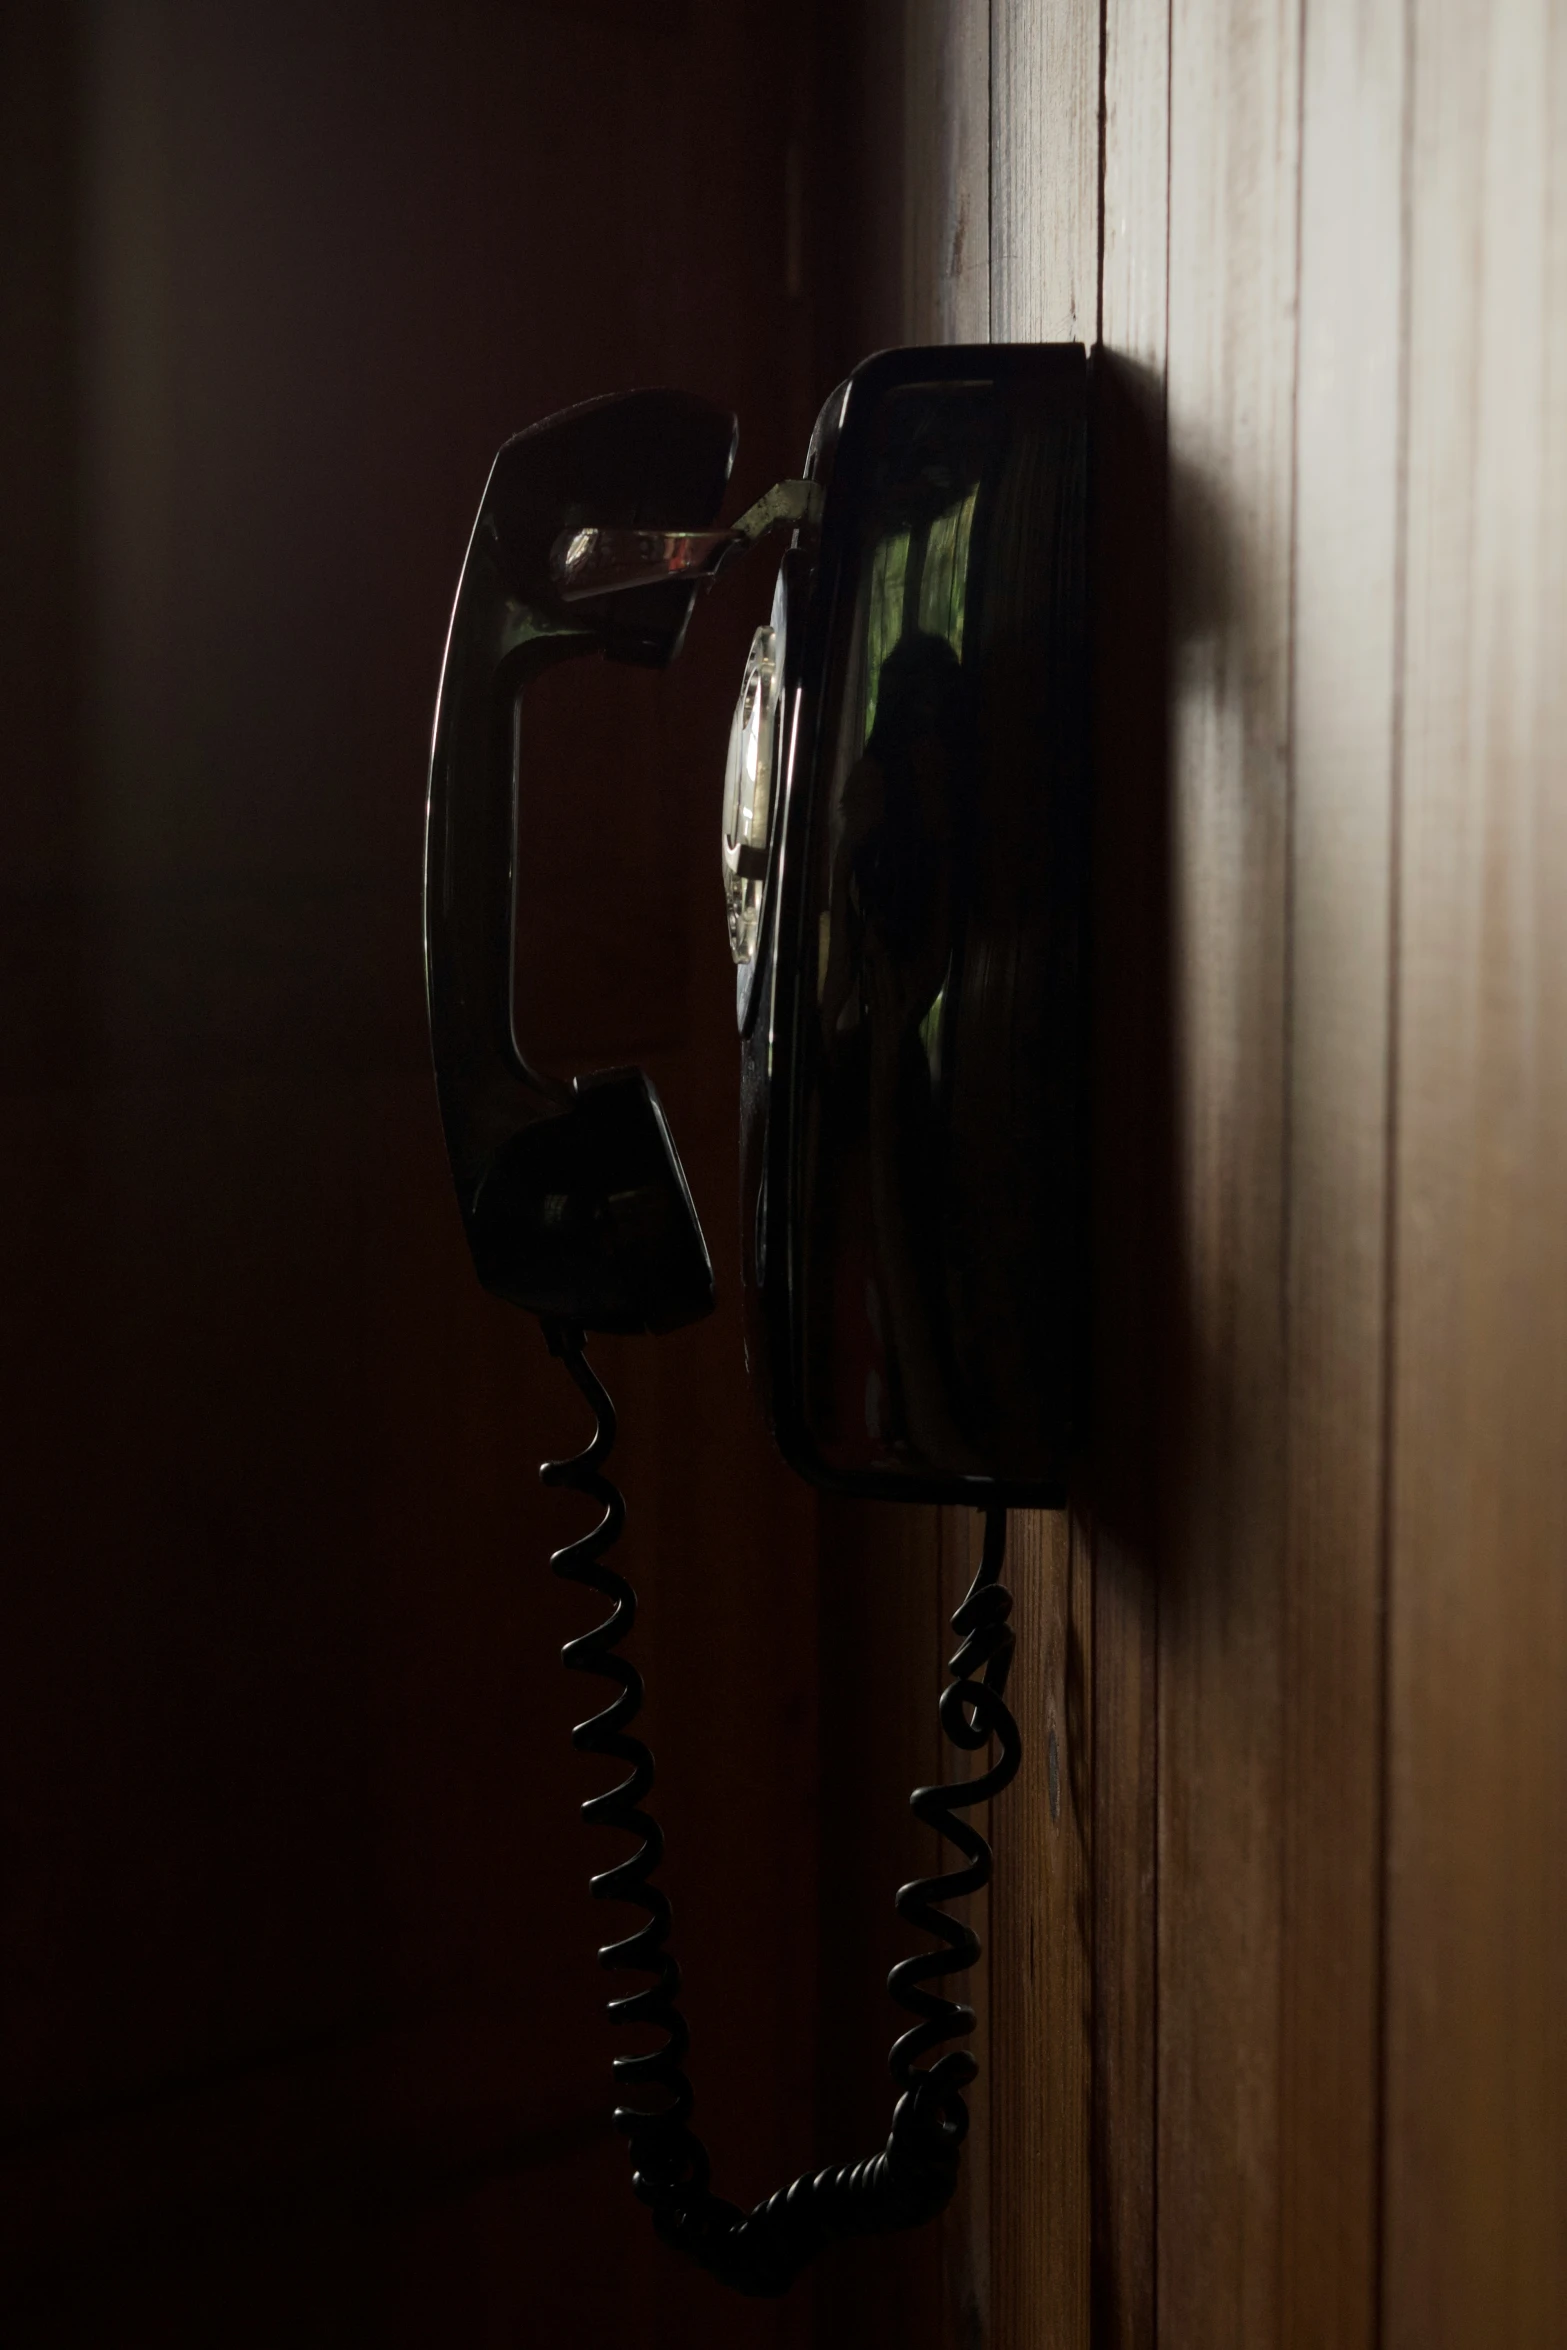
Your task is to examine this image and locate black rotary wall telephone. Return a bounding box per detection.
[425,345,1089,2296]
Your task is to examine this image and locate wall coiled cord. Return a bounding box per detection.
[539,1320,1022,2299]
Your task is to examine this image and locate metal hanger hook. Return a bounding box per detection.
[549,477,822,602]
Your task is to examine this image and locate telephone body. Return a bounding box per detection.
[425,346,1090,2294]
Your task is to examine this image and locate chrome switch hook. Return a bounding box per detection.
[549,476,821,601]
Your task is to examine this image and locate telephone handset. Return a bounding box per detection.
[425,348,1089,2295]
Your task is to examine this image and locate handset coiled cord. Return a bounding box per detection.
[539,1320,1022,2299]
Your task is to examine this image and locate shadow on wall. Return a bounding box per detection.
[1088,342,1280,1593]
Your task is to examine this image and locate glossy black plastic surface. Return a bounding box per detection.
[425,390,733,1332]
[470,1066,715,1335]
[740,347,1090,1502]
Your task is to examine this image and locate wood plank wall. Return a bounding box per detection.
[830,3,1567,2347]
[1385,12,1567,2343]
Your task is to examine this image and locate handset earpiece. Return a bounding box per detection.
[424,388,735,1333]
[424,350,1085,2300]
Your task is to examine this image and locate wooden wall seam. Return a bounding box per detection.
[987,8,1104,2347]
[1098,1,1172,2342]
[1279,0,1409,2342]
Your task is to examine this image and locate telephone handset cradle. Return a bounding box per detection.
[424,349,1090,2296]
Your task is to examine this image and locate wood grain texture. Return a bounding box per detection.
[858,6,1567,2349]
[1158,0,1300,2343]
[989,1505,1094,2350]
[903,0,990,343]
[902,19,992,2340]
[1383,4,1567,2341]
[1094,7,1170,2343]
[902,29,1008,2336]
[985,6,1103,2343]
[991,0,1101,344]
[1086,1515,1158,2350]
[1102,0,1169,377]
[1279,4,1405,2343]
[811,17,954,2342]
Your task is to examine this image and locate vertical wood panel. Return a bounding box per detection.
[1102,0,1169,377]
[991,0,1101,344]
[1279,4,1405,2344]
[903,0,990,344]
[1095,3,1170,2344]
[987,6,1101,2343]
[989,1506,1095,2350]
[904,15,992,2342]
[900,26,995,2339]
[1384,5,1567,2341]
[1158,0,1300,2343]
[811,23,985,2344]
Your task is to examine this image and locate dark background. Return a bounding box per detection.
[0,5,906,2341]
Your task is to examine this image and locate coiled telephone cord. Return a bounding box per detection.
[539,1320,1022,2299]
